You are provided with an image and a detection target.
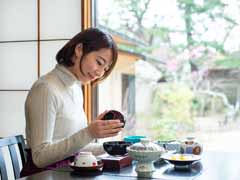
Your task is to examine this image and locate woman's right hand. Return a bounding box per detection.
[87,111,124,138]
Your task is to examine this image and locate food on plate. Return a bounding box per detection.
[170,154,189,161]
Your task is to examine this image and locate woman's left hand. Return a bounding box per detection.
[87,111,124,138]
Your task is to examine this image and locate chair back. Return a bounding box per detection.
[0,135,26,180]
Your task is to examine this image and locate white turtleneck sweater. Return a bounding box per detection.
[25,64,104,168]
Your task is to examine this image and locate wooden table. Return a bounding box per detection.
[18,151,240,180]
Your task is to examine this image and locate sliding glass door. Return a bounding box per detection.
[94,0,240,152]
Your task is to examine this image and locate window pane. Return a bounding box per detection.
[0,91,27,137]
[0,42,37,89]
[40,41,67,75]
[96,0,240,152]
[40,0,81,39]
[0,0,37,41]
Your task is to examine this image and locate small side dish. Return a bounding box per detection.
[162,153,201,167]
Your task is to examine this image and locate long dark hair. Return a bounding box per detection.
[56,28,118,85]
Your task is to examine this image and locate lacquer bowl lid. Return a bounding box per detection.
[127,138,165,162]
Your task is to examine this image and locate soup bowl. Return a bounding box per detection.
[74,152,98,167]
[102,110,125,128]
[103,141,132,156]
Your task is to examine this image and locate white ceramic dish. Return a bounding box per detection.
[127,138,165,177]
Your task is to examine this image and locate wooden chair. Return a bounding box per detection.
[0,135,26,180]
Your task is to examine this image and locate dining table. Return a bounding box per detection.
[18,151,240,180]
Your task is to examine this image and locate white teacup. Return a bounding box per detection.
[74,152,98,167]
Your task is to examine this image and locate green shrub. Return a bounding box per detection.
[152,83,194,140]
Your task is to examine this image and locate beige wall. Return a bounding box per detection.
[98,52,140,113]
[98,70,122,113]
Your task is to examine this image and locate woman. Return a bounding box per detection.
[20,28,123,177]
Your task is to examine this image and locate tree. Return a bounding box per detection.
[176,0,238,70]
[98,0,239,68]
[97,0,240,131]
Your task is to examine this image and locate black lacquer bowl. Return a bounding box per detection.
[102,110,125,128]
[103,141,132,156]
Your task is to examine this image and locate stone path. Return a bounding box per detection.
[191,114,240,152]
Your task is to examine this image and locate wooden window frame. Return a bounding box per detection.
[81,0,93,124]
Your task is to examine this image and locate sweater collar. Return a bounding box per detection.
[55,64,81,87]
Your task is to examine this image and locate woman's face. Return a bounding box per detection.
[70,47,113,84]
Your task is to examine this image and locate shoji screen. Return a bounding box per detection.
[0,0,81,137]
[0,0,37,137]
[40,0,81,76]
